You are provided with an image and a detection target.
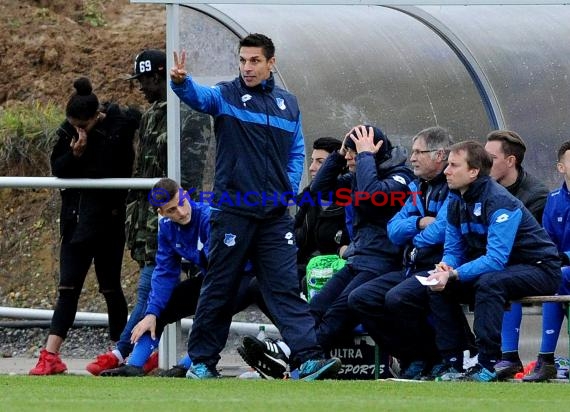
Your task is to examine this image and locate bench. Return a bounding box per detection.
[515,295,570,380]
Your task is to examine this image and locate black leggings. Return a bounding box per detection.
[49,229,127,341]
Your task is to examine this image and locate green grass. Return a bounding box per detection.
[1,376,570,411]
[0,101,62,176]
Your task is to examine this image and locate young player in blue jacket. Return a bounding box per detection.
[519,141,570,382]
[170,33,340,380]
[100,178,260,377]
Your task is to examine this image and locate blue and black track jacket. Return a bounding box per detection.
[310,147,414,272]
[543,181,570,259]
[443,176,559,282]
[171,74,304,218]
[387,171,449,267]
[145,201,210,317]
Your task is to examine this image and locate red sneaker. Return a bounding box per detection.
[86,351,121,376]
[29,349,67,375]
[143,351,159,374]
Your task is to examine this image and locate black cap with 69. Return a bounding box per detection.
[127,49,166,80]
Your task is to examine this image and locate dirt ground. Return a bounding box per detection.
[0,0,166,109]
[0,0,167,312]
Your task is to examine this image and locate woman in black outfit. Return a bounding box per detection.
[30,77,138,375]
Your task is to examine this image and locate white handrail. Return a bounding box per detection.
[0,306,278,336]
[0,177,160,189]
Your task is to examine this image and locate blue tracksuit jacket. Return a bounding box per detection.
[388,171,449,247]
[543,181,570,259]
[387,171,449,267]
[443,176,559,281]
[171,74,304,218]
[310,147,414,272]
[145,201,210,317]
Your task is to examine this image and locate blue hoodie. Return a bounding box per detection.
[387,171,449,268]
[310,141,414,272]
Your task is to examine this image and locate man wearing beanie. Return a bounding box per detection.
[307,124,414,349]
[237,125,413,378]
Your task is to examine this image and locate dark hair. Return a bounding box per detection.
[558,141,570,161]
[153,177,180,206]
[239,33,275,60]
[450,140,493,177]
[65,77,99,121]
[313,137,342,153]
[413,126,454,154]
[486,130,526,167]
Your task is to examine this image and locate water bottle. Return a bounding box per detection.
[257,325,266,341]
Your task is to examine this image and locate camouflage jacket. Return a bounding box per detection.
[126,100,213,266]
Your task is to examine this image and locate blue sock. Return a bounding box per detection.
[501,303,522,352]
[178,353,192,369]
[539,302,564,353]
[127,333,159,368]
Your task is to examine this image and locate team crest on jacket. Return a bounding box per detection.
[276,97,286,110]
[224,233,236,247]
[473,202,482,216]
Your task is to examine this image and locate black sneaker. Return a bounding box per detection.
[237,335,289,379]
[100,364,145,377]
[157,365,188,378]
[522,359,557,382]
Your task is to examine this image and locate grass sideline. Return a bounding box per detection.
[1,376,570,411]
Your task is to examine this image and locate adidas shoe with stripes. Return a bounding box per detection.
[238,335,289,379]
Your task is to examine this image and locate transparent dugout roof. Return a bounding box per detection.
[177,4,570,188]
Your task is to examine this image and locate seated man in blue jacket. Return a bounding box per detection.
[100,178,259,377]
[348,126,453,379]
[423,141,560,382]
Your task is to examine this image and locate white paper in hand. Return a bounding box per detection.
[415,275,439,286]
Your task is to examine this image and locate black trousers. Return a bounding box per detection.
[50,225,127,341]
[187,210,324,368]
[428,262,560,364]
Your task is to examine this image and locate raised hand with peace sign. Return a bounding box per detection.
[170,50,188,84]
